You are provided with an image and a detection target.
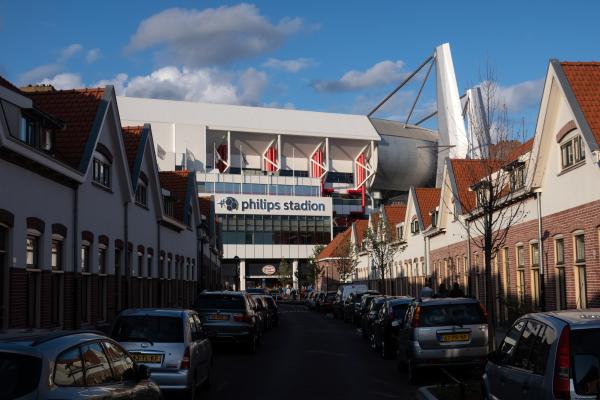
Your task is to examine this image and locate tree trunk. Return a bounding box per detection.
[484,216,497,352]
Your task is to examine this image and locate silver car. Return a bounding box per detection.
[484,309,600,400]
[111,308,212,397]
[397,297,489,382]
[0,330,161,400]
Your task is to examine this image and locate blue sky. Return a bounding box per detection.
[1,0,599,136]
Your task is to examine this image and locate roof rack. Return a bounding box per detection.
[30,330,106,347]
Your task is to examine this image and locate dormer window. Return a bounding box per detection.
[509,163,526,191]
[430,210,439,228]
[93,157,111,188]
[561,135,585,169]
[397,224,404,241]
[163,196,176,217]
[18,113,54,153]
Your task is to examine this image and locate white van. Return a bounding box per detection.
[337,284,369,302]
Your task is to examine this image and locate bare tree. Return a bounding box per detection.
[278,258,293,288]
[331,236,358,283]
[307,244,325,288]
[444,63,531,350]
[364,213,405,293]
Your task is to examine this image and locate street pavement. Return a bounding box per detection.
[203,304,419,400]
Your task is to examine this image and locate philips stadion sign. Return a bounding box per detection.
[214,194,332,216]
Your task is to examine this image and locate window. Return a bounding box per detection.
[530,242,541,309]
[147,255,152,278]
[137,253,143,277]
[497,320,526,364]
[430,210,438,228]
[135,183,148,207]
[92,158,111,188]
[509,164,526,191]
[51,239,63,271]
[510,320,551,374]
[54,347,84,386]
[18,113,54,152]
[516,245,525,304]
[26,235,39,268]
[410,218,419,234]
[574,234,587,309]
[555,238,567,310]
[102,341,136,382]
[81,342,114,385]
[98,246,106,274]
[397,224,404,241]
[163,196,175,217]
[561,135,585,169]
[80,243,90,273]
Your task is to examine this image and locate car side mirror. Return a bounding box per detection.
[391,320,401,327]
[137,364,151,380]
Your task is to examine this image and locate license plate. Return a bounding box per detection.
[440,333,470,342]
[209,314,230,321]
[131,353,162,364]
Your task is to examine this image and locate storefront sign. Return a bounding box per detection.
[262,265,276,275]
[214,194,332,216]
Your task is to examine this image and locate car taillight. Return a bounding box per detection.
[233,313,253,323]
[553,326,571,400]
[181,346,190,370]
[411,306,421,328]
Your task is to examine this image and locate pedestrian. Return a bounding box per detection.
[420,280,434,299]
[449,282,464,297]
[436,283,449,298]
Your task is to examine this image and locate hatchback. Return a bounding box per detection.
[397,297,489,382]
[362,296,386,339]
[262,295,279,327]
[111,308,212,398]
[483,309,600,400]
[196,291,260,352]
[0,330,161,400]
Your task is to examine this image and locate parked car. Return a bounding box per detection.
[250,295,270,330]
[346,290,379,323]
[320,291,337,314]
[333,284,369,319]
[262,295,279,327]
[0,330,161,400]
[195,291,260,353]
[397,297,488,383]
[361,296,387,339]
[111,308,212,397]
[483,309,600,400]
[371,297,413,358]
[246,288,268,295]
[314,292,326,312]
[356,293,380,327]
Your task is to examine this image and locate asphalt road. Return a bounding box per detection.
[203,304,419,400]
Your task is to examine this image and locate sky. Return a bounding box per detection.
[1,0,599,137]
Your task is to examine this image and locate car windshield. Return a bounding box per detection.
[391,304,409,320]
[419,303,486,327]
[571,329,600,396]
[198,294,246,310]
[113,316,183,343]
[0,352,42,398]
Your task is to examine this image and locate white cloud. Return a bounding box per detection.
[496,79,543,113]
[110,66,268,105]
[313,60,407,92]
[94,73,128,95]
[125,4,305,66]
[40,73,83,90]
[19,43,84,84]
[86,48,101,64]
[262,57,316,73]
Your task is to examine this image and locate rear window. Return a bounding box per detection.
[571,329,600,396]
[419,303,486,327]
[197,294,246,310]
[113,316,183,343]
[0,352,42,398]
[392,304,409,320]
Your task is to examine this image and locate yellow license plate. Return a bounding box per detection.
[209,314,229,320]
[440,333,470,342]
[131,353,162,363]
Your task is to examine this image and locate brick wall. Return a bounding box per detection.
[8,268,26,329]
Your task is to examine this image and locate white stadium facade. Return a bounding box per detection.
[118,43,475,290]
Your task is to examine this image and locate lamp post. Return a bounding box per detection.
[233,256,240,291]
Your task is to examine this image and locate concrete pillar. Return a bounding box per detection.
[239,260,246,291]
[292,259,299,290]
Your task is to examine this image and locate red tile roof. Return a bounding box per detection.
[506,138,534,162]
[0,75,22,93]
[354,219,369,243]
[121,126,143,174]
[449,159,502,214]
[27,88,105,169]
[159,170,192,222]
[317,227,351,260]
[414,188,440,228]
[560,62,600,146]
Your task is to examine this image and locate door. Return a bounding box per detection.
[486,320,526,400]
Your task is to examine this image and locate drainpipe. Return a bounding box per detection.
[536,191,545,311]
[124,202,129,309]
[424,236,430,277]
[466,221,472,297]
[72,186,79,329]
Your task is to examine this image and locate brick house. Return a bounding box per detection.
[0,78,220,332]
